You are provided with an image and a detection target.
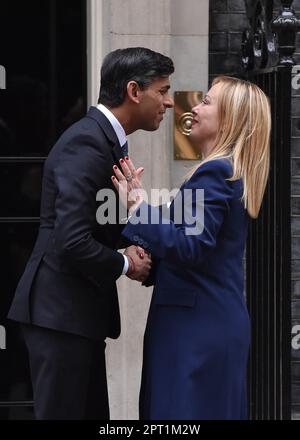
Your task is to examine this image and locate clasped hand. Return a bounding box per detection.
[112,157,151,282]
[124,245,152,282]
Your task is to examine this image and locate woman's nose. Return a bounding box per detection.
[192,106,198,116]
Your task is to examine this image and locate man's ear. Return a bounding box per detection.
[127,81,141,104]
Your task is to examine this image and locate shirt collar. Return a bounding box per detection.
[96,103,127,147]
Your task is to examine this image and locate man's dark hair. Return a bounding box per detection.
[98,47,174,107]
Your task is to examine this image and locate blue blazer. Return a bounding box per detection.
[123,158,250,419]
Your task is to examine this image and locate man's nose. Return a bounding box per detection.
[165,94,174,108]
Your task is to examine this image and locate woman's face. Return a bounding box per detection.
[189,82,221,155]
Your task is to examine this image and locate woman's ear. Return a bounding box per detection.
[127,81,141,104]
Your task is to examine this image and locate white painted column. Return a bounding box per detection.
[170,0,209,188]
[86,0,209,419]
[87,0,103,107]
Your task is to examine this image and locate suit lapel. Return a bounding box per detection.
[112,143,124,164]
[86,106,124,164]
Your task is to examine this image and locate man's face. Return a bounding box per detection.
[137,77,174,131]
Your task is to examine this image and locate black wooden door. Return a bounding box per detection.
[0,0,87,419]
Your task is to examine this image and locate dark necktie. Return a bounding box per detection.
[122,141,128,157]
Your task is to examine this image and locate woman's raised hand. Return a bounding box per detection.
[112,156,145,213]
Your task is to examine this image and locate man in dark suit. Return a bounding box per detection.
[8,47,174,419]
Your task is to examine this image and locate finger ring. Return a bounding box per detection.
[126,174,133,182]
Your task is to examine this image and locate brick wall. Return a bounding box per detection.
[209,0,247,83]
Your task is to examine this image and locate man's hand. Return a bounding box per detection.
[124,245,151,282]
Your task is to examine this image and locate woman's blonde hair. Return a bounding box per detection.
[186,76,271,219]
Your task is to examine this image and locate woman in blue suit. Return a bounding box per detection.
[112,76,271,419]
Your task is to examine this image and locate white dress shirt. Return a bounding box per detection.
[97,103,127,147]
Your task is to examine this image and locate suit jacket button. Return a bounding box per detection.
[133,235,139,242]
[138,239,144,246]
[143,243,149,249]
